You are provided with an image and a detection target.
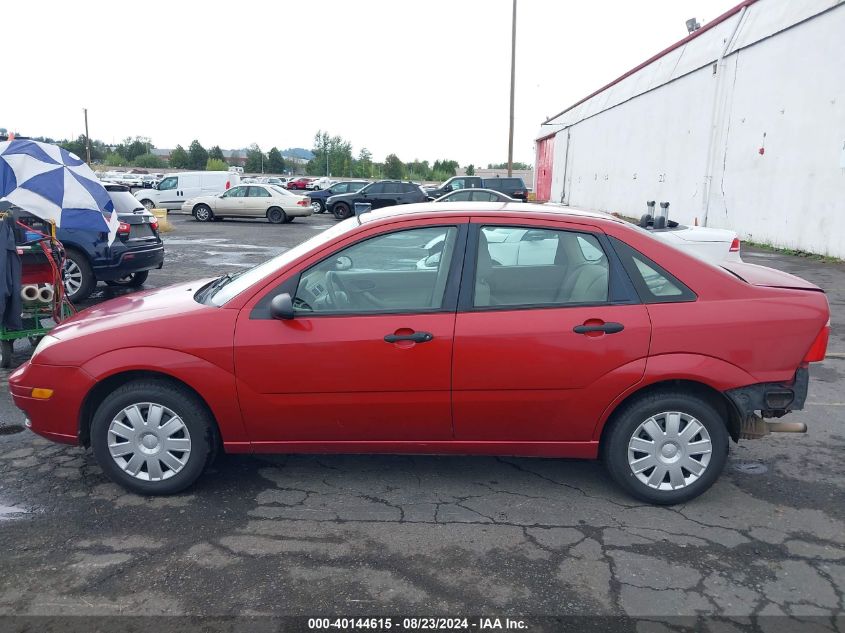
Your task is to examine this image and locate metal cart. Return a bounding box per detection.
[0,219,74,368]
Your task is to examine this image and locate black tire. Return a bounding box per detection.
[105,270,149,288]
[284,215,295,223]
[90,379,214,495]
[193,204,213,222]
[602,390,729,505]
[63,249,95,303]
[333,202,352,220]
[0,340,13,369]
[267,207,286,224]
[312,199,325,214]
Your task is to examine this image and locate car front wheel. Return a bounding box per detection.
[602,390,729,505]
[90,379,214,495]
[333,202,352,220]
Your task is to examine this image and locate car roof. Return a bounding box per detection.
[358,201,626,226]
[439,188,514,197]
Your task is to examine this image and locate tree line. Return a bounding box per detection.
[29,132,531,180]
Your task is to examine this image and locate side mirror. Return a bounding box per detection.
[444,185,453,193]
[270,293,295,320]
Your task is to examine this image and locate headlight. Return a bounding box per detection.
[32,335,60,360]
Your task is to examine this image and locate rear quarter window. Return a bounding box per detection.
[609,236,696,303]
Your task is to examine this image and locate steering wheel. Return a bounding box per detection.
[325,271,350,307]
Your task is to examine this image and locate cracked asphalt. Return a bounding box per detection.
[0,212,843,625]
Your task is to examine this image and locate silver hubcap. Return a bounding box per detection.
[142,200,154,210]
[196,208,209,220]
[107,402,191,482]
[63,259,83,295]
[311,201,321,212]
[627,411,712,491]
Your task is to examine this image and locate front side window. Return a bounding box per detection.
[364,182,385,194]
[474,226,609,308]
[451,179,465,190]
[331,183,349,194]
[223,186,247,198]
[295,226,459,314]
[158,177,177,191]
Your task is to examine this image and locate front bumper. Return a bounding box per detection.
[8,361,96,445]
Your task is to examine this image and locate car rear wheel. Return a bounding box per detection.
[105,270,149,288]
[62,249,95,303]
[311,200,324,214]
[602,390,729,505]
[193,204,213,222]
[267,207,286,224]
[139,199,155,210]
[333,202,352,220]
[90,379,214,495]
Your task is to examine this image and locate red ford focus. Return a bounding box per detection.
[9,204,830,504]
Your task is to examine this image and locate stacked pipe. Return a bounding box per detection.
[21,284,54,305]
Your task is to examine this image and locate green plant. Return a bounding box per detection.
[205,158,229,171]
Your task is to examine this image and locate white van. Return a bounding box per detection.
[134,171,240,210]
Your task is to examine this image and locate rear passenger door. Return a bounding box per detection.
[451,220,652,443]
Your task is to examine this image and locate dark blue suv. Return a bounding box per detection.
[307,180,369,214]
[17,184,164,302]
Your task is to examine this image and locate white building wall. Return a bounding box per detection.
[539,0,845,257]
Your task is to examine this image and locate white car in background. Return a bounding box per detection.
[180,183,312,224]
[309,176,336,191]
[416,203,742,270]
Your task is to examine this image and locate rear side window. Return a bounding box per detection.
[474,226,609,308]
[609,237,696,303]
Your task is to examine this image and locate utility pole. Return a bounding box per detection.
[83,108,92,165]
[507,0,517,177]
[325,135,329,177]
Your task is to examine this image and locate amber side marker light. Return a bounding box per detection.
[31,388,54,400]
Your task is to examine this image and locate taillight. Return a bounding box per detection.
[225,180,231,190]
[803,320,830,362]
[117,221,131,237]
[297,199,309,207]
[729,237,741,252]
[149,217,159,230]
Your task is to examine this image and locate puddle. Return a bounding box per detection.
[164,238,280,251]
[733,461,769,475]
[0,503,28,521]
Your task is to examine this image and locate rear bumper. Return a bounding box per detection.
[8,361,96,445]
[94,244,165,280]
[725,366,809,419]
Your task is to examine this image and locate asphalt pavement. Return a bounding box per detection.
[0,212,843,627]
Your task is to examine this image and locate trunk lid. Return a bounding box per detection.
[721,262,822,291]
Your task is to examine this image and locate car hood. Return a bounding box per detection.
[720,262,821,291]
[51,279,216,341]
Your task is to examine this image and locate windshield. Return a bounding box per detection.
[207,218,360,306]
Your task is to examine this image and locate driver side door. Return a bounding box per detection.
[218,186,248,215]
[233,218,469,444]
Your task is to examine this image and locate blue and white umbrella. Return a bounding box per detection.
[0,139,118,243]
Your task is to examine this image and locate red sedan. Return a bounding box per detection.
[286,177,312,190]
[9,204,830,504]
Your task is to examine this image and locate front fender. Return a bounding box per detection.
[80,346,249,444]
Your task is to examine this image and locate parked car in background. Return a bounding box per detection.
[307,180,369,213]
[134,171,239,210]
[181,183,312,223]
[120,173,144,188]
[140,175,158,188]
[15,184,164,302]
[305,178,322,190]
[11,203,829,502]
[326,180,428,219]
[309,177,335,191]
[425,176,529,202]
[434,188,517,203]
[286,177,312,190]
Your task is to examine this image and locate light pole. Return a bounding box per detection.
[507,0,517,177]
[83,108,92,165]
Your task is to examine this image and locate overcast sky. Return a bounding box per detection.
[5,0,738,166]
